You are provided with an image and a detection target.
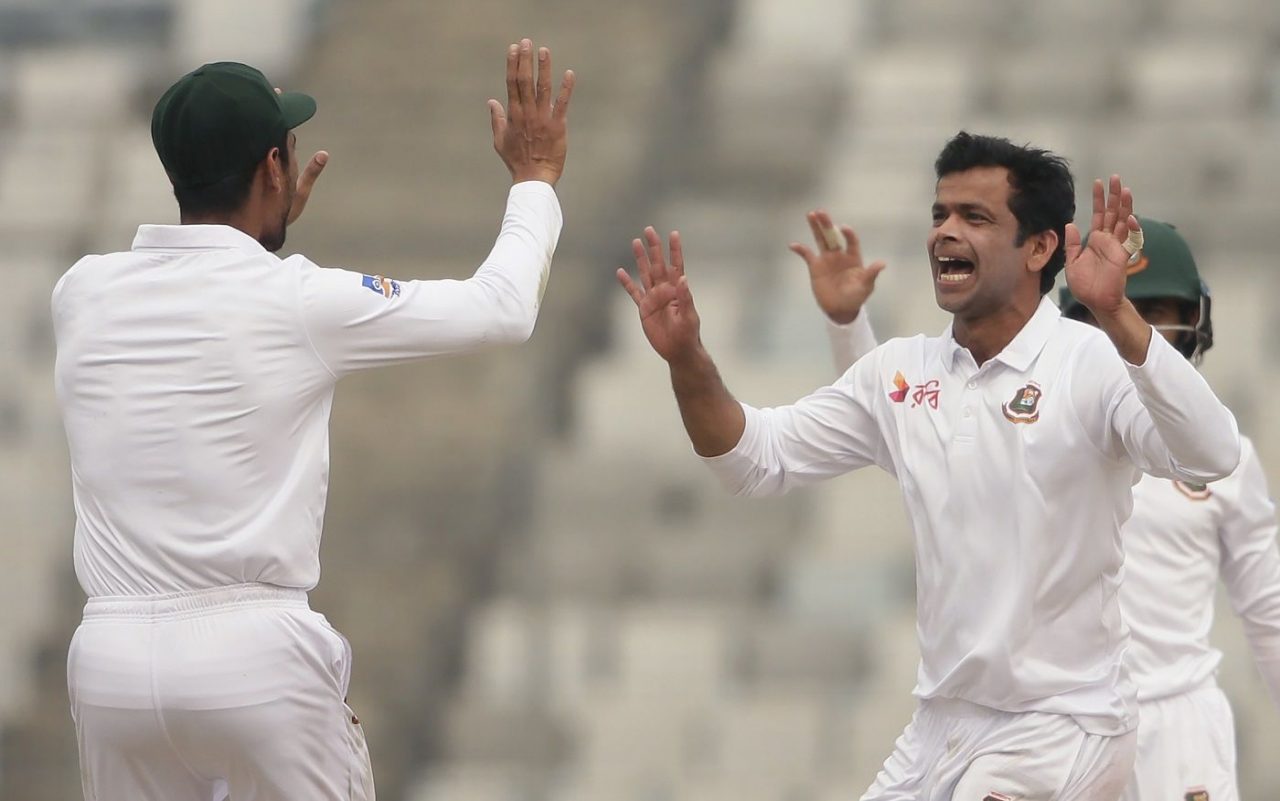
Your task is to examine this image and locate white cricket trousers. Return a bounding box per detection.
[67,583,375,801]
[860,697,1137,801]
[1123,683,1238,801]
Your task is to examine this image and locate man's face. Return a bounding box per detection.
[927,166,1043,321]
[260,132,297,252]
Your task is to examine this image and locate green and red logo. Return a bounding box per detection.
[1001,381,1043,424]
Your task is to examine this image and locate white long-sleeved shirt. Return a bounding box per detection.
[828,310,1280,712]
[705,297,1240,734]
[1123,438,1280,705]
[52,181,561,598]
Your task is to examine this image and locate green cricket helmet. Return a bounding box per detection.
[1058,216,1213,362]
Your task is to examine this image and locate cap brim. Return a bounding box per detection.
[279,91,317,129]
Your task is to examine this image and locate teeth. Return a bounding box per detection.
[940,273,969,283]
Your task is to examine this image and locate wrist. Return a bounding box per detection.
[666,341,709,370]
[511,166,561,186]
[826,307,862,326]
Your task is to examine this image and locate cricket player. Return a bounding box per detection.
[53,41,573,801]
[616,132,1241,800]
[804,211,1280,800]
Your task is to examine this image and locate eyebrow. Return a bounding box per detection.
[932,201,995,216]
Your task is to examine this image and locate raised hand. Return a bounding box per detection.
[488,38,575,186]
[789,210,885,325]
[287,150,329,226]
[616,227,702,364]
[1064,175,1141,318]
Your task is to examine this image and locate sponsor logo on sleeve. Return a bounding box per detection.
[1184,789,1209,801]
[361,274,401,299]
[1001,381,1043,424]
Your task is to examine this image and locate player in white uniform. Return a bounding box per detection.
[1058,220,1280,801]
[616,132,1241,800]
[806,212,1280,800]
[53,44,573,801]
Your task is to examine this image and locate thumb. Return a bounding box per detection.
[865,260,887,286]
[488,99,507,141]
[1063,223,1082,266]
[788,243,815,265]
[288,151,328,225]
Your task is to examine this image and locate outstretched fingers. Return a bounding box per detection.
[617,267,644,306]
[632,237,654,291]
[840,225,863,258]
[1090,179,1105,234]
[1064,222,1083,266]
[789,242,816,265]
[505,43,522,126]
[553,70,575,122]
[669,230,685,278]
[287,150,329,225]
[644,226,669,285]
[536,47,552,116]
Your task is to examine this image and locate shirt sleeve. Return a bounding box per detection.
[296,181,561,376]
[1218,438,1280,709]
[826,309,879,376]
[701,350,891,497]
[1078,329,1240,482]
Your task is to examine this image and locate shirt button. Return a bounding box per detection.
[962,407,972,418]
[967,381,977,390]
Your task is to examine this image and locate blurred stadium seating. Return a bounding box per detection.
[1,0,1278,799]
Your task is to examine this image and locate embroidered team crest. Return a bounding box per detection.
[1001,381,1043,424]
[889,371,910,403]
[1184,789,1209,801]
[361,274,401,299]
[1173,480,1213,501]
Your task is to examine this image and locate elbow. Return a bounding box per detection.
[1208,437,1243,482]
[490,306,538,345]
[1179,435,1242,484]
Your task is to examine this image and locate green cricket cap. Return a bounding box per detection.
[1059,216,1203,315]
[151,62,316,189]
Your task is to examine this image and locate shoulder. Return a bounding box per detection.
[52,252,118,309]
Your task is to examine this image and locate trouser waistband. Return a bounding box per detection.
[83,583,309,620]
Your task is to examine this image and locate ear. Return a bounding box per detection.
[263,147,286,193]
[1025,228,1059,275]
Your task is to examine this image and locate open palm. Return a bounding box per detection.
[617,227,701,363]
[1064,175,1141,316]
[789,210,885,325]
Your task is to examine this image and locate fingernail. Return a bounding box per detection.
[316,152,329,165]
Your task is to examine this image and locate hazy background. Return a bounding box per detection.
[2,0,1279,799]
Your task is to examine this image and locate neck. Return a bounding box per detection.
[180,207,263,242]
[952,293,1042,365]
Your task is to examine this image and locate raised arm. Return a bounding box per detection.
[296,39,574,376]
[617,228,889,496]
[616,227,744,457]
[789,209,883,373]
[1068,176,1239,481]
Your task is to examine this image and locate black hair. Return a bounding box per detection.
[173,129,289,218]
[934,132,1075,295]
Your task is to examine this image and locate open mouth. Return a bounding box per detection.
[936,255,975,284]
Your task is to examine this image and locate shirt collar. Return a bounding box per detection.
[940,296,1062,373]
[132,224,268,255]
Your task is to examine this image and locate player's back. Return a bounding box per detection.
[52,225,336,597]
